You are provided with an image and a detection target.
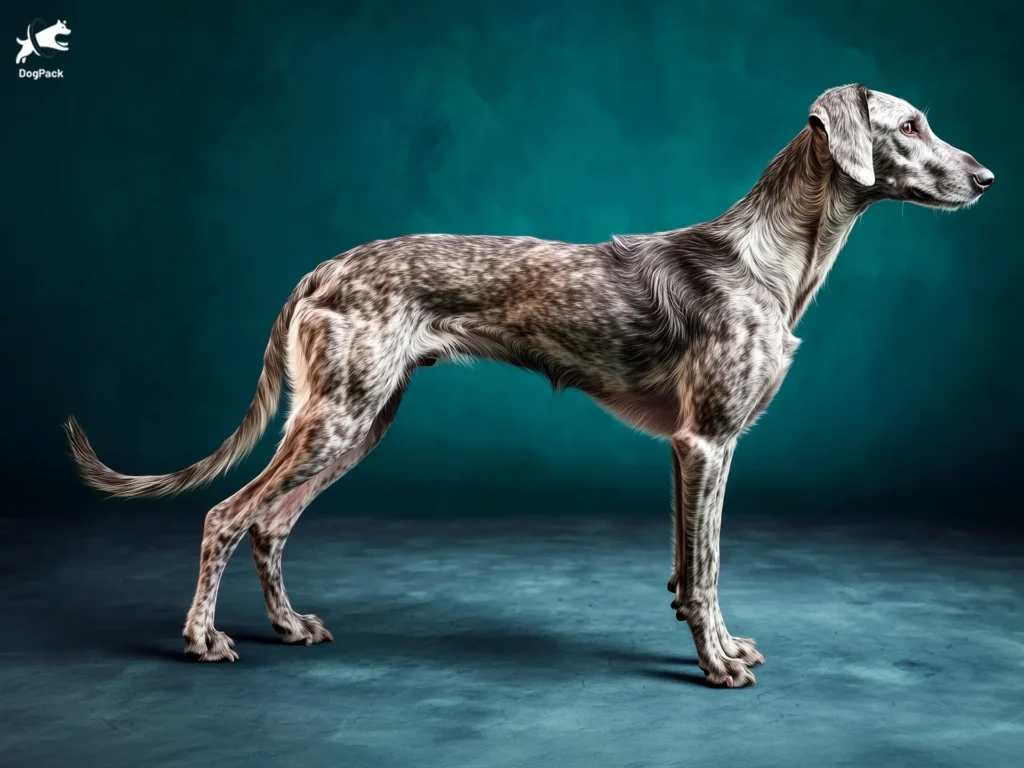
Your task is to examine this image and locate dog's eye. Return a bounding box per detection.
[900,120,917,136]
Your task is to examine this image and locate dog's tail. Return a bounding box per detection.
[64,271,321,499]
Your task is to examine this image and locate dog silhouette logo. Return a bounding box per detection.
[15,19,70,65]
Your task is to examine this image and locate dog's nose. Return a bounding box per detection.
[972,168,995,191]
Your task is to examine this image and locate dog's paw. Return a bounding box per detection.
[273,613,334,645]
[699,654,757,688]
[184,627,239,662]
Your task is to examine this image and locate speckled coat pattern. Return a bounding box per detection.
[65,85,993,687]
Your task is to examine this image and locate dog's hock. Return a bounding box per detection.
[809,84,876,187]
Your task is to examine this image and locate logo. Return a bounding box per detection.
[16,18,69,79]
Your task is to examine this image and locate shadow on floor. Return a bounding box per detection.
[68,597,706,685]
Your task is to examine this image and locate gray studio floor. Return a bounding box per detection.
[1,509,1022,767]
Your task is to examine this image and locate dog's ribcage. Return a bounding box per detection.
[300,229,794,440]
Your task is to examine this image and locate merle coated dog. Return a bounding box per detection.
[66,84,993,687]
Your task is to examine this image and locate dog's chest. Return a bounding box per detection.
[667,317,800,437]
[747,331,801,422]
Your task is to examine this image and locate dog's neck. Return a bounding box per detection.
[713,126,871,328]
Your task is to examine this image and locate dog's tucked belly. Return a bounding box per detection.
[593,392,680,437]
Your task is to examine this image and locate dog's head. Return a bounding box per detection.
[54,19,70,36]
[808,84,993,210]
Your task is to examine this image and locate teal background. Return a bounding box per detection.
[2,0,1020,521]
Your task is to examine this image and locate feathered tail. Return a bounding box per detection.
[64,272,319,499]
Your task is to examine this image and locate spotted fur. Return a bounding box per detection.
[65,85,992,685]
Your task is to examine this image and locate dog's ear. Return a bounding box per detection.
[808,84,875,187]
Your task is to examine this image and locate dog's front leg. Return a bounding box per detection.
[669,440,738,619]
[673,432,759,687]
[667,445,685,608]
[705,440,763,667]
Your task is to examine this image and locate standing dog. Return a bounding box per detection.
[66,85,993,687]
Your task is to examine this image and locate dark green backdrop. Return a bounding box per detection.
[3,0,1020,522]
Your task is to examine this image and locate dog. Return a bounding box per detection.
[15,19,70,65]
[65,84,993,686]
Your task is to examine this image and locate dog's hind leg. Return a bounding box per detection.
[182,307,414,661]
[249,385,406,644]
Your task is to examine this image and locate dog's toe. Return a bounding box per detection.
[184,628,239,662]
[700,656,757,688]
[275,613,333,645]
[724,635,764,666]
